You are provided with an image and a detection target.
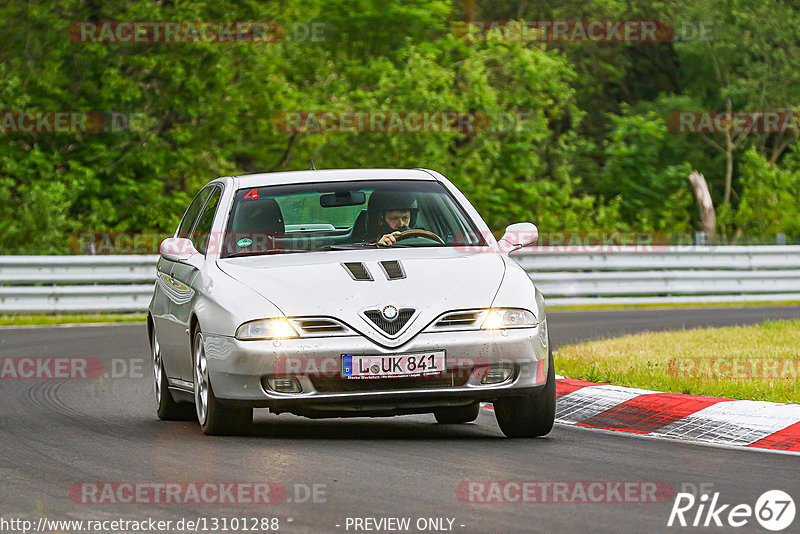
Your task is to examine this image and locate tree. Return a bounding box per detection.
[598,108,694,232]
[676,0,800,204]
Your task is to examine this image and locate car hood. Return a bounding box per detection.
[216,248,506,348]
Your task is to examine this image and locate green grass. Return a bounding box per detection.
[548,300,800,312]
[0,313,146,326]
[555,320,800,403]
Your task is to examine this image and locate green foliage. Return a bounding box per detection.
[599,108,694,231]
[731,149,800,238]
[0,0,798,252]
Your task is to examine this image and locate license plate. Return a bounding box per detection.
[342,351,446,379]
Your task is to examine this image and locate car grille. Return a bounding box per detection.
[364,308,414,335]
[310,370,470,393]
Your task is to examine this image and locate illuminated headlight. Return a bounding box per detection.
[481,308,537,329]
[235,318,299,340]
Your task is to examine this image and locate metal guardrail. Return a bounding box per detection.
[0,256,157,313]
[1,247,799,313]
[517,246,800,305]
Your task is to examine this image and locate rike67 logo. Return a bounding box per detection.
[668,489,795,531]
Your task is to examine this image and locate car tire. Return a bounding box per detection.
[193,329,252,436]
[494,346,556,438]
[434,402,480,424]
[151,324,195,421]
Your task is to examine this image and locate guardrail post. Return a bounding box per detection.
[694,232,706,246]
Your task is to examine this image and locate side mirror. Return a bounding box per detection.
[499,222,538,252]
[160,237,199,262]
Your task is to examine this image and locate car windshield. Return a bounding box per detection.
[220,179,485,258]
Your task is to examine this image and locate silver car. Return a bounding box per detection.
[148,168,554,437]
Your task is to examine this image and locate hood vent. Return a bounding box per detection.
[364,308,415,336]
[342,262,373,281]
[380,260,406,280]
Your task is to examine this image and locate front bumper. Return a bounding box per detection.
[200,321,550,413]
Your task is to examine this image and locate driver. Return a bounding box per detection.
[364,191,420,246]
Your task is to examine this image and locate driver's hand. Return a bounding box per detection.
[378,231,402,246]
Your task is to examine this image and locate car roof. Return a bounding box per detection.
[231,168,438,188]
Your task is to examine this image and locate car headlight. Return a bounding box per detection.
[481,308,537,329]
[235,318,299,340]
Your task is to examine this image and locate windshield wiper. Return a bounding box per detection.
[320,243,379,250]
[320,242,448,250]
[223,249,313,258]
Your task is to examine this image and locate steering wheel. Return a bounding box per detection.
[389,229,445,245]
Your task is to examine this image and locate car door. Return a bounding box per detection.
[150,254,175,372]
[169,185,223,381]
[156,186,213,382]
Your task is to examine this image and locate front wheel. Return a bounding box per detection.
[493,347,556,438]
[193,330,252,435]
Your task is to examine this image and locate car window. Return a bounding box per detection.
[221,180,486,257]
[277,192,364,228]
[177,187,212,238]
[191,187,222,254]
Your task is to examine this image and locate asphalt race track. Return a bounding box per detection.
[1,306,798,534]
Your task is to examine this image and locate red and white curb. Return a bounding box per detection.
[485,376,800,453]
